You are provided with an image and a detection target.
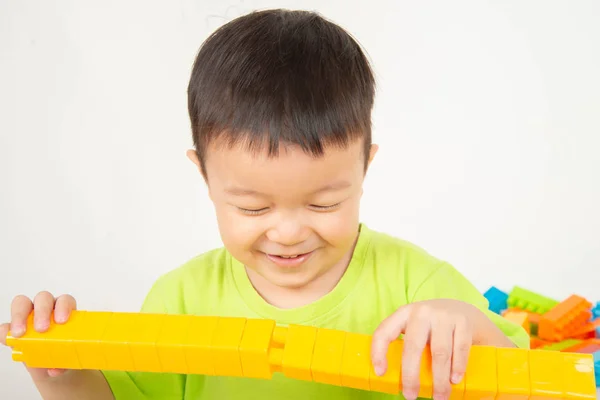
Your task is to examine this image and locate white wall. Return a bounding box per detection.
[1,0,599,398]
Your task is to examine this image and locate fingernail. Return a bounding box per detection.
[451,373,463,383]
[375,363,385,376]
[54,313,66,323]
[11,324,25,336]
[403,390,417,400]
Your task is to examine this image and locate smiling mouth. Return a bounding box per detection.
[265,251,314,267]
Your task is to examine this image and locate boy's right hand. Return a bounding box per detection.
[0,291,77,379]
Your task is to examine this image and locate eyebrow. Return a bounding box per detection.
[224,181,352,196]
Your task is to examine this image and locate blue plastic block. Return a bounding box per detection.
[484,286,509,314]
[596,325,600,338]
[592,301,600,319]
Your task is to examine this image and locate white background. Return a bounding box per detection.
[1,0,599,398]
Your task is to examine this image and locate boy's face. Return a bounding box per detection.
[188,138,377,293]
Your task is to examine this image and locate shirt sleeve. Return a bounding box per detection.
[101,279,188,399]
[408,262,530,349]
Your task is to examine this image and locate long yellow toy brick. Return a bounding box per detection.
[5,311,597,399]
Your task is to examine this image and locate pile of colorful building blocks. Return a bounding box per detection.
[484,286,600,388]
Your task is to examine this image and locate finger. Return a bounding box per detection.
[0,323,9,346]
[430,317,453,400]
[32,291,55,332]
[401,308,431,400]
[450,316,472,384]
[370,305,411,375]
[10,295,33,337]
[53,294,77,323]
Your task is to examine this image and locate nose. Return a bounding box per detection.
[265,212,310,246]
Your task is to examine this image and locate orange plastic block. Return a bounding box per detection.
[503,308,541,326]
[281,324,316,381]
[538,295,592,341]
[530,337,551,349]
[569,318,600,340]
[239,318,276,379]
[562,339,600,354]
[464,345,497,400]
[340,332,371,390]
[311,327,346,385]
[496,347,530,400]
[368,339,401,394]
[503,311,531,335]
[211,317,246,377]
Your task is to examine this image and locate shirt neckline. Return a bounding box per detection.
[230,223,372,325]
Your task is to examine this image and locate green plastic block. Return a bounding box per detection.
[507,286,559,314]
[541,339,582,351]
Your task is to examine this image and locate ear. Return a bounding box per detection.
[186,149,208,183]
[366,143,379,170]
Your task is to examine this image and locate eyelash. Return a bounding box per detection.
[237,203,341,215]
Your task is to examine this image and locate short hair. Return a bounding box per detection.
[187,9,375,177]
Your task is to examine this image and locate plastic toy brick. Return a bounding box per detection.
[502,310,530,335]
[539,295,593,341]
[484,286,509,314]
[570,318,600,340]
[563,339,600,354]
[592,302,600,319]
[507,286,559,314]
[530,337,551,349]
[5,311,598,399]
[541,339,583,352]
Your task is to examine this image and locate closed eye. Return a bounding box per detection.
[237,207,269,216]
[309,203,341,211]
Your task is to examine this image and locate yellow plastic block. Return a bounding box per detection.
[281,324,316,381]
[156,314,192,374]
[184,315,218,375]
[239,318,276,379]
[340,332,371,390]
[311,328,346,386]
[211,317,246,377]
[72,311,113,370]
[529,350,564,399]
[102,312,136,371]
[449,376,466,400]
[129,313,164,372]
[464,345,497,400]
[417,346,434,399]
[561,353,596,399]
[496,347,530,400]
[368,339,401,394]
[503,311,531,335]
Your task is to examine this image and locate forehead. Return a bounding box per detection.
[204,139,364,193]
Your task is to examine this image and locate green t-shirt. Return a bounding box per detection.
[102,224,528,399]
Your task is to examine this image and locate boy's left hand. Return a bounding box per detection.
[370,299,512,400]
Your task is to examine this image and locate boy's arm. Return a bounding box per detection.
[32,370,114,400]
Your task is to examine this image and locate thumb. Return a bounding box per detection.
[371,305,411,376]
[0,323,8,346]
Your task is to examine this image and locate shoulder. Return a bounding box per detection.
[141,247,233,314]
[362,224,444,275]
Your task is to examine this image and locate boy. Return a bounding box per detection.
[0,9,528,400]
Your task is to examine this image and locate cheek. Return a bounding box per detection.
[312,197,361,246]
[214,204,262,250]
